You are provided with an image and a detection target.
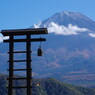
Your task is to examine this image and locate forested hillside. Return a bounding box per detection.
[0,74,95,95]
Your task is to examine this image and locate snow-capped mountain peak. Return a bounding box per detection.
[33,11,95,36]
[39,11,95,30]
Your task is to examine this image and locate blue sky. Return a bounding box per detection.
[0,0,95,30]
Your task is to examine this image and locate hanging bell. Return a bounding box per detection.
[37,46,43,56]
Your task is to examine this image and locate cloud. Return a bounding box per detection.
[0,37,3,42]
[0,33,3,42]
[34,21,42,28]
[48,22,89,35]
[88,33,95,38]
[33,21,89,35]
[0,31,9,42]
[3,36,9,40]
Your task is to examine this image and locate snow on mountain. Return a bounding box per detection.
[33,11,95,36]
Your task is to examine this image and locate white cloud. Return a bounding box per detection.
[48,22,89,35]
[3,36,9,40]
[33,21,89,35]
[0,33,3,42]
[0,37,3,42]
[0,32,9,42]
[88,33,95,38]
[34,21,42,28]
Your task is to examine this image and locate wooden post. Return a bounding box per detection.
[26,34,32,95]
[8,35,14,95]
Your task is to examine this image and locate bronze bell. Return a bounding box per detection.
[37,46,43,56]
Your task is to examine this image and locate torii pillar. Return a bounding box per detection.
[1,28,48,95]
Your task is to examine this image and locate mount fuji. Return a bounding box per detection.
[1,11,95,87]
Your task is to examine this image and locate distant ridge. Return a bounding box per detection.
[0,75,95,95]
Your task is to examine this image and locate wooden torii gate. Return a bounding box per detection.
[1,28,48,95]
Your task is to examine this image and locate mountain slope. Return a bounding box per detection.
[40,11,95,31]
[32,11,95,87]
[33,78,95,95]
[0,75,95,95]
[1,11,95,87]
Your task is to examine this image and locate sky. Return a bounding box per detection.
[0,0,95,30]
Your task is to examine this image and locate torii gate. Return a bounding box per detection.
[1,28,48,95]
